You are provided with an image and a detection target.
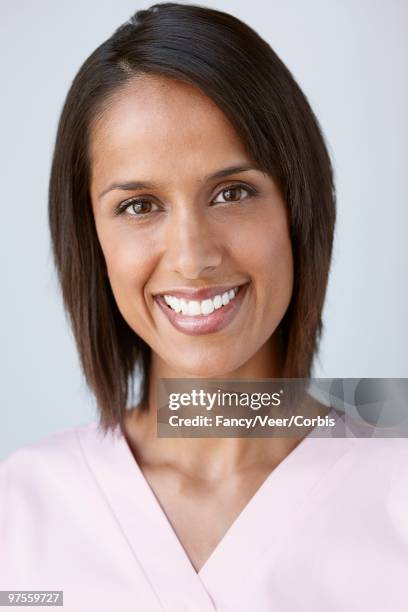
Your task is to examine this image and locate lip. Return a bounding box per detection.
[153,282,248,301]
[154,282,250,336]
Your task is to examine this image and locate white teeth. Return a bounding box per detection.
[187,301,201,316]
[171,297,182,313]
[162,286,241,316]
[213,295,223,309]
[201,299,215,315]
[180,299,189,315]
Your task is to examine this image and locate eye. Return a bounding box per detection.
[212,184,256,205]
[114,183,258,218]
[115,197,160,217]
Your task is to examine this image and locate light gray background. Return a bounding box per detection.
[1,0,407,459]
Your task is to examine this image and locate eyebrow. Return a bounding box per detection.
[97,163,261,200]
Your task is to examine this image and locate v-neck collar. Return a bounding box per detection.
[77,407,356,610]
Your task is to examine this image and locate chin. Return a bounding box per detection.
[169,357,239,379]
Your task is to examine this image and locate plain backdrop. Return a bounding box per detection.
[1,0,407,459]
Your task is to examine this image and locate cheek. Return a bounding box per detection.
[264,229,294,292]
[95,224,153,301]
[245,213,294,320]
[236,211,293,288]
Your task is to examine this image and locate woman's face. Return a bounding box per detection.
[89,75,293,378]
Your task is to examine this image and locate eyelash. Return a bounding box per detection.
[114,183,259,218]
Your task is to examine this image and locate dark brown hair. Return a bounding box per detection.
[48,2,336,431]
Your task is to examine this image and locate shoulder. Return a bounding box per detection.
[0,422,101,501]
[345,437,408,532]
[349,436,408,468]
[0,421,99,466]
[328,408,408,472]
[0,422,128,586]
[343,436,408,481]
[377,438,408,526]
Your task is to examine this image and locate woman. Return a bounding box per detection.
[1,4,407,611]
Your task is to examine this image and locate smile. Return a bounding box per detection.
[154,282,250,336]
[163,286,239,316]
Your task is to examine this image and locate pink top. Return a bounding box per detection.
[1,408,407,611]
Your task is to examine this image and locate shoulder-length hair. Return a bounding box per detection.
[49,2,336,431]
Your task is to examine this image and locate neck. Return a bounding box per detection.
[123,336,327,482]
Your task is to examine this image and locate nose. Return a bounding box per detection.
[163,206,223,279]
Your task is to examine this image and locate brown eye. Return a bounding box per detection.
[223,187,242,201]
[116,198,159,217]
[213,184,254,205]
[130,200,152,214]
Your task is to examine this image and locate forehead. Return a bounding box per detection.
[89,75,250,186]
